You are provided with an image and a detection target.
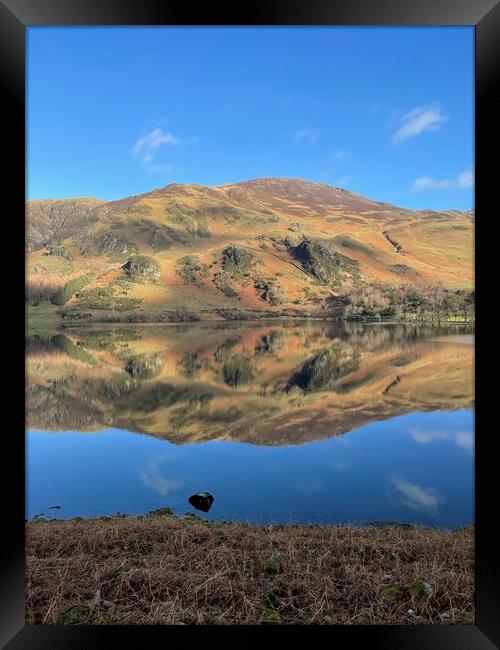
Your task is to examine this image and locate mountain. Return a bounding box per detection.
[26,178,474,320]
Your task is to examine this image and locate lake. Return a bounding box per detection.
[26,321,474,528]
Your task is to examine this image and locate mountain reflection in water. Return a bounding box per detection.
[26,321,473,444]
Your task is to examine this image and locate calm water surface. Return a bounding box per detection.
[26,321,474,527]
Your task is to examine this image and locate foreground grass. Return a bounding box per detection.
[25,515,474,625]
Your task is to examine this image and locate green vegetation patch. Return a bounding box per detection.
[212,245,258,297]
[77,285,141,311]
[165,200,212,238]
[146,507,173,517]
[334,234,377,258]
[379,586,400,601]
[91,309,200,323]
[389,264,414,275]
[78,329,141,351]
[59,605,92,625]
[263,608,281,624]
[52,335,96,366]
[221,245,255,278]
[213,271,239,297]
[123,255,162,284]
[253,277,287,306]
[51,273,96,306]
[176,255,210,285]
[25,304,59,335]
[410,580,433,598]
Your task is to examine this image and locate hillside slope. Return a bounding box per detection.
[26,178,474,319]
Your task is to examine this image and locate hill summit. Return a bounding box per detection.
[26,178,473,322]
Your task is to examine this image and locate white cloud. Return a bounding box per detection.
[391,103,447,145]
[410,427,474,453]
[132,128,179,167]
[392,475,444,513]
[293,128,320,143]
[139,461,183,496]
[410,168,474,192]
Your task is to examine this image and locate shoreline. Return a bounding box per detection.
[26,309,476,332]
[26,513,474,625]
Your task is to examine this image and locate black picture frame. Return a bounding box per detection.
[3,0,499,647]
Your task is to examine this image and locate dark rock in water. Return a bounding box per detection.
[188,492,214,512]
[48,505,61,510]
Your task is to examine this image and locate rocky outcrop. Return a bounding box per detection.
[292,238,359,286]
[383,231,402,253]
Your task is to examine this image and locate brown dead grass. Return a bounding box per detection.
[25,515,474,625]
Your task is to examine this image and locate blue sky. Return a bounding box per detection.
[27,27,474,210]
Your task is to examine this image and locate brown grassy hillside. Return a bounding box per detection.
[26,179,474,319]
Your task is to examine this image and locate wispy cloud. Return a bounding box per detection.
[139,461,183,496]
[410,168,474,192]
[293,128,320,143]
[409,428,474,453]
[392,475,444,513]
[391,103,447,145]
[331,149,348,160]
[132,127,180,168]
